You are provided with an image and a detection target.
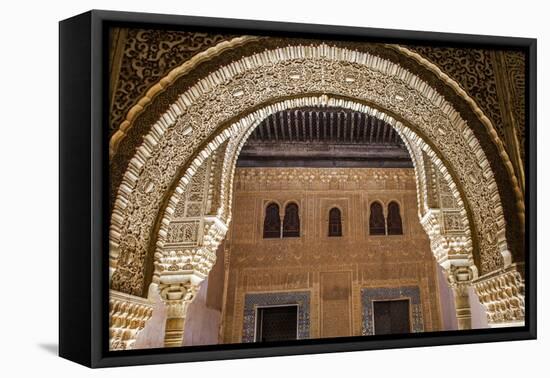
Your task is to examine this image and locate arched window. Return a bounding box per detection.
[369,202,386,235]
[263,203,281,238]
[283,203,300,237]
[387,201,403,235]
[328,207,342,237]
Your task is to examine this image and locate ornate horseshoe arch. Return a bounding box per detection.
[108,43,526,349]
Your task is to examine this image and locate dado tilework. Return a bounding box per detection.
[361,286,424,335]
[242,291,311,342]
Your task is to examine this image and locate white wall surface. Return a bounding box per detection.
[0,0,546,376]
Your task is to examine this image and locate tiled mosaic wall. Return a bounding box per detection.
[242,291,311,342]
[361,286,424,335]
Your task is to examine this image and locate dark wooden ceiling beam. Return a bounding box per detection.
[336,112,341,141]
[240,107,412,168]
[258,120,265,141]
[287,112,292,141]
[238,143,411,158]
[308,111,313,142]
[369,117,375,143]
[349,113,355,142]
[315,111,320,142]
[279,112,285,140]
[272,115,278,141]
[329,112,333,141]
[265,114,272,140]
[362,114,368,142]
[301,110,307,142]
[246,107,407,145]
[323,112,327,140]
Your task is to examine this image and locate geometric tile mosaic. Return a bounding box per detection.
[361,286,424,335]
[242,291,311,342]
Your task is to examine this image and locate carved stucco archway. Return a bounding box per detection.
[108,44,525,349]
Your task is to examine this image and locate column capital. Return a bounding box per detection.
[447,265,475,289]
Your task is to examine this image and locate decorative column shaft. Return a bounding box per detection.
[161,283,199,347]
[451,284,472,330]
[448,266,475,330]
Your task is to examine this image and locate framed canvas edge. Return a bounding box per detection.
[58,9,537,369]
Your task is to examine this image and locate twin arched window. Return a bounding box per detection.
[328,207,342,237]
[263,202,300,238]
[369,201,403,235]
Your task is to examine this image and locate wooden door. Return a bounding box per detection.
[373,299,410,335]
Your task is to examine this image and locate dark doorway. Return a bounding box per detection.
[256,305,298,342]
[373,299,410,335]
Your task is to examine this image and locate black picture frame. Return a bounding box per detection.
[59,9,537,368]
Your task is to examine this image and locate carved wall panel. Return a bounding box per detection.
[165,221,200,245]
[221,167,443,342]
[473,264,525,326]
[105,29,528,346]
[108,48,512,293]
[107,42,524,337]
[408,46,504,143]
[321,271,353,337]
[109,28,230,136]
[109,290,154,350]
[491,49,527,195]
[108,36,525,275]
[502,51,526,160]
[173,161,208,219]
[406,46,526,167]
[243,270,311,292]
